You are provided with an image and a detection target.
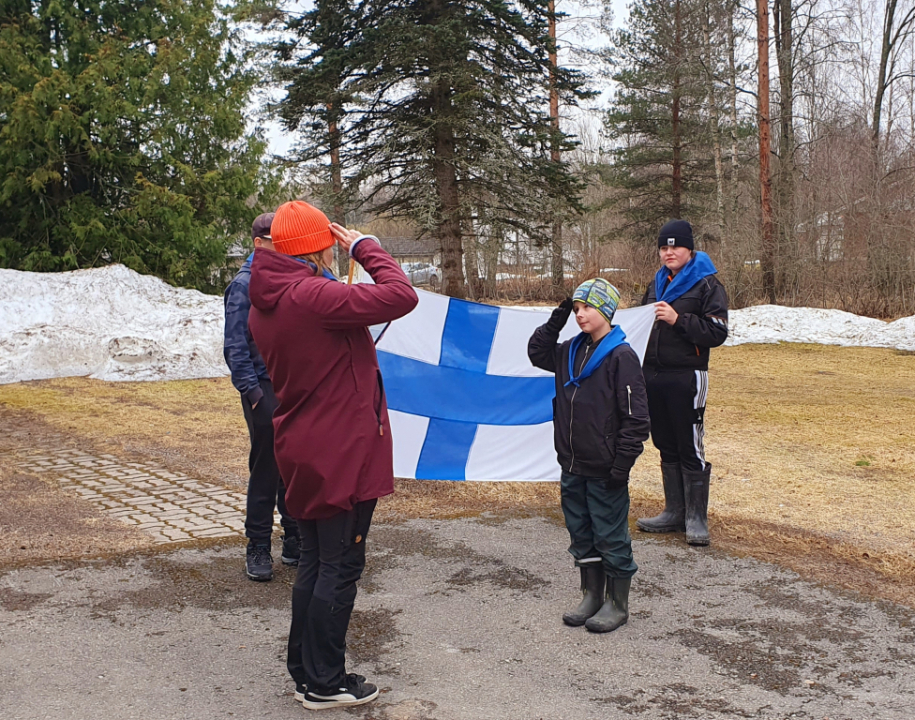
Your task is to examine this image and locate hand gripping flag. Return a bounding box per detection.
[374,290,656,481]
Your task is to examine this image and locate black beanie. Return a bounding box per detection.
[657,219,694,250]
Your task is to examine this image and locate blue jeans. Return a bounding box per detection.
[560,471,637,578]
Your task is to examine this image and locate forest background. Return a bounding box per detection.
[2,0,914,317]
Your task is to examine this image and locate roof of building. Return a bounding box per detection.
[380,236,437,257]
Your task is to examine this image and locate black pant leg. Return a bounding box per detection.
[648,371,707,472]
[673,370,707,473]
[242,380,288,542]
[287,518,319,687]
[303,500,377,691]
[646,371,680,464]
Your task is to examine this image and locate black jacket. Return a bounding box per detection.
[641,273,729,371]
[528,305,651,483]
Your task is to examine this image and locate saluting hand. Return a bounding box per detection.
[329,222,361,253]
[654,301,679,326]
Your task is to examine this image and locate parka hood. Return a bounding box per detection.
[248,247,317,311]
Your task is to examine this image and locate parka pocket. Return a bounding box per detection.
[602,415,619,463]
[374,369,387,435]
[344,336,359,391]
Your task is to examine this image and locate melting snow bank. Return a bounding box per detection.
[1,264,914,384]
[0,265,226,383]
[725,305,915,351]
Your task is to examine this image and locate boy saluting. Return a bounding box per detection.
[528,279,650,633]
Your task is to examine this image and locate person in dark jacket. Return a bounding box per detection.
[223,212,299,582]
[636,219,729,546]
[529,278,650,634]
[248,200,417,711]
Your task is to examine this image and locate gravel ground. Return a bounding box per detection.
[1,514,912,720]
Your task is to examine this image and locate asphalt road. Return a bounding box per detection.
[1,513,912,720]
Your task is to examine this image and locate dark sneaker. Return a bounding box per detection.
[281,535,301,566]
[301,674,379,711]
[245,541,273,581]
[293,683,307,704]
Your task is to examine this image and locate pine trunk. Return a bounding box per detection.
[548,1,564,295]
[774,0,796,297]
[757,0,776,302]
[703,2,725,236]
[727,5,740,218]
[431,83,465,298]
[672,0,684,218]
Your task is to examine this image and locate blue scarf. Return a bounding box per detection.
[565,326,628,387]
[655,251,717,303]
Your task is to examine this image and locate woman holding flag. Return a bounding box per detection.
[636,220,729,546]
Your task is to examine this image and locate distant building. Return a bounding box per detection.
[380,236,440,266]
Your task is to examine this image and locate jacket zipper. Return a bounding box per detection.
[627,385,632,415]
[568,342,592,470]
[376,370,385,436]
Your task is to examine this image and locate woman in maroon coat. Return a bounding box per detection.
[248,200,417,711]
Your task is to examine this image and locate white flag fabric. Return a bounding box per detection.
[374,290,656,481]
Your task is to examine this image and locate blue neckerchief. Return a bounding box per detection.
[291,256,338,281]
[655,251,717,303]
[564,326,628,388]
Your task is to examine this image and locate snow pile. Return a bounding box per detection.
[0,265,226,383]
[1,264,913,385]
[727,305,915,351]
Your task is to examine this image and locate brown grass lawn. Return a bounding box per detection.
[0,343,913,606]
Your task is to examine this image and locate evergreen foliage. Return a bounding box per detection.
[269,0,592,297]
[0,0,270,291]
[603,0,714,237]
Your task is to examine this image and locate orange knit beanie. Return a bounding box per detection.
[270,200,334,256]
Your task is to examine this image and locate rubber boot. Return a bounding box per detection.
[683,464,711,546]
[636,463,685,533]
[585,577,631,634]
[562,565,605,627]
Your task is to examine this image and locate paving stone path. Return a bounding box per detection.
[16,448,254,544]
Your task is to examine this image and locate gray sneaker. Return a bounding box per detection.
[245,541,273,581]
[281,535,301,566]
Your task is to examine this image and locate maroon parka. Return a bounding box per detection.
[247,239,418,520]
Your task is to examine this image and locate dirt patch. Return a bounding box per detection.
[595,686,760,719]
[370,525,551,596]
[85,541,296,617]
[0,586,53,612]
[0,465,152,567]
[348,607,403,669]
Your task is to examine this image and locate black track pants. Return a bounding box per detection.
[287,499,377,692]
[240,379,296,542]
[645,369,708,473]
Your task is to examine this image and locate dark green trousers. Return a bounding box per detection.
[560,471,637,578]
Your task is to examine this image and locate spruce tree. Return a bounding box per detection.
[271,0,590,298]
[603,0,714,239]
[0,0,270,291]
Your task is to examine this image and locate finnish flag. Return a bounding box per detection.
[374,290,656,482]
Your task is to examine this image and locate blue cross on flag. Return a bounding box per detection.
[374,290,655,481]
